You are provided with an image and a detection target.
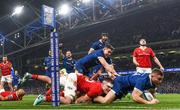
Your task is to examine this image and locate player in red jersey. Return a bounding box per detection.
[0,89,25,101]
[133,38,164,74]
[0,56,13,91]
[33,73,112,105]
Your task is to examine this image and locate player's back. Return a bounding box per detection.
[115,73,150,91]
[0,91,15,97]
[77,74,102,97]
[0,91,19,101]
[76,49,104,68]
[91,40,105,50]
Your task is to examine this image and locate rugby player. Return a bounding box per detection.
[94,68,164,104]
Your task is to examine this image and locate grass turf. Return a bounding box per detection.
[0,94,180,110]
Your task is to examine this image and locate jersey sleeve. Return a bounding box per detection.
[112,76,122,96]
[91,42,98,50]
[107,58,113,64]
[149,48,155,57]
[87,84,102,98]
[134,79,145,94]
[133,48,138,57]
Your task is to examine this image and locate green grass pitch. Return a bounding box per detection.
[0,94,180,110]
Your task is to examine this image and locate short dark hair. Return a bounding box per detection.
[152,68,164,76]
[101,33,109,37]
[139,38,146,41]
[3,56,7,58]
[105,43,115,51]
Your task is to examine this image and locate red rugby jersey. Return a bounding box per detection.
[0,61,12,76]
[0,91,18,101]
[133,47,155,68]
[77,74,103,98]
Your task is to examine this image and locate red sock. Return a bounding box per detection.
[45,95,52,102]
[45,88,52,96]
[32,74,38,79]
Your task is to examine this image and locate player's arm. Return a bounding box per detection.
[90,67,103,80]
[132,50,139,66]
[132,88,159,104]
[98,57,118,76]
[9,62,12,68]
[88,48,95,54]
[133,56,139,66]
[75,94,92,103]
[153,57,164,70]
[150,48,164,70]
[93,90,116,104]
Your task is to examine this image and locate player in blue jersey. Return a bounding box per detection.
[63,51,76,74]
[43,50,52,77]
[75,44,117,78]
[88,33,110,79]
[11,69,20,91]
[88,33,109,54]
[94,68,164,104]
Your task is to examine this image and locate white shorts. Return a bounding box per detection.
[60,75,67,87]
[64,73,77,100]
[136,67,152,74]
[1,75,12,83]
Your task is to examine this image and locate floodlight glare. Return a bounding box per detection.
[82,0,92,3]
[12,5,24,16]
[58,4,71,15]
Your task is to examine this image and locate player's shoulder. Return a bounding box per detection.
[8,60,12,63]
[146,47,153,50]
[90,82,102,92]
[92,40,100,45]
[137,74,149,81]
[134,47,140,51]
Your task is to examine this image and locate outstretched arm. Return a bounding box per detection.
[75,95,92,103]
[93,90,116,104]
[153,57,164,70]
[98,57,118,76]
[132,88,159,104]
[88,48,95,54]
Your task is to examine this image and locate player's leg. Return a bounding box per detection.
[33,73,77,105]
[0,77,5,92]
[6,75,13,91]
[21,73,51,84]
[7,82,13,91]
[62,73,77,104]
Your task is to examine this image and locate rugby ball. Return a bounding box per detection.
[142,91,154,101]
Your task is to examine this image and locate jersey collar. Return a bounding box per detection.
[149,74,153,86]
